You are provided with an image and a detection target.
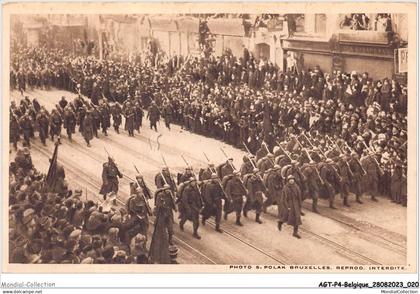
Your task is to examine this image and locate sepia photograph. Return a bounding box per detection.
[2,2,417,276]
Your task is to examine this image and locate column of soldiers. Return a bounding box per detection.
[10,89,407,242]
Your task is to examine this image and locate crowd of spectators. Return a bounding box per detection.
[10,43,407,172]
[9,147,158,264]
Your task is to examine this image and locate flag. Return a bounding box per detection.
[44,143,59,192]
[148,208,171,264]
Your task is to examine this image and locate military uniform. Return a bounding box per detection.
[262,166,283,213]
[154,186,177,245]
[319,159,341,209]
[243,171,267,223]
[99,103,111,135]
[147,103,160,132]
[178,180,203,239]
[201,177,225,232]
[124,104,135,137]
[278,175,303,238]
[10,115,20,151]
[99,159,123,199]
[82,111,94,147]
[35,112,49,145]
[111,103,122,134]
[19,114,33,147]
[217,160,234,179]
[337,155,353,207]
[348,154,365,203]
[63,108,76,141]
[49,111,62,143]
[301,162,321,212]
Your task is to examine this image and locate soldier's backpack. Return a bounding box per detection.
[222,173,235,191]
[281,164,292,179]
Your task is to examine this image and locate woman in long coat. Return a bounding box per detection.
[278,175,302,239]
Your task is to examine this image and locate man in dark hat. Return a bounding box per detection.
[278,175,302,239]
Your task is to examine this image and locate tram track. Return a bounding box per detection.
[31,139,286,265]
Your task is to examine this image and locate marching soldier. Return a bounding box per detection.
[91,106,101,138]
[147,101,161,132]
[162,101,173,130]
[201,173,226,233]
[278,175,303,239]
[348,152,365,204]
[256,153,275,173]
[337,154,353,207]
[243,168,267,224]
[262,164,283,213]
[283,160,306,213]
[134,102,144,134]
[178,177,203,239]
[19,112,33,148]
[199,163,216,181]
[131,175,152,200]
[361,152,381,202]
[124,189,150,243]
[124,102,135,137]
[111,102,122,134]
[154,184,177,245]
[178,166,194,184]
[240,155,256,176]
[99,156,123,204]
[35,109,49,146]
[217,158,235,179]
[155,167,177,195]
[82,108,94,147]
[223,171,247,226]
[10,112,20,152]
[99,100,111,136]
[320,158,341,209]
[49,109,62,144]
[63,107,76,141]
[301,160,321,213]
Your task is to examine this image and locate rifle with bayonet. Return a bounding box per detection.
[219,147,248,192]
[133,164,153,216]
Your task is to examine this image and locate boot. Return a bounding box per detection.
[223,212,228,221]
[179,221,185,231]
[113,199,117,206]
[312,199,319,213]
[300,211,305,216]
[371,196,378,202]
[243,210,248,218]
[104,130,108,136]
[277,221,282,231]
[215,224,223,233]
[356,196,363,204]
[201,217,206,226]
[255,213,262,224]
[329,202,337,209]
[343,198,350,207]
[193,229,201,240]
[235,215,243,226]
[293,226,301,239]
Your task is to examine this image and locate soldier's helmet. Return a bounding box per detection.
[287,175,295,181]
[136,175,143,180]
[274,164,281,169]
[211,173,218,179]
[291,160,298,165]
[22,147,30,155]
[309,160,316,164]
[325,158,333,164]
[163,184,170,189]
[252,168,259,174]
